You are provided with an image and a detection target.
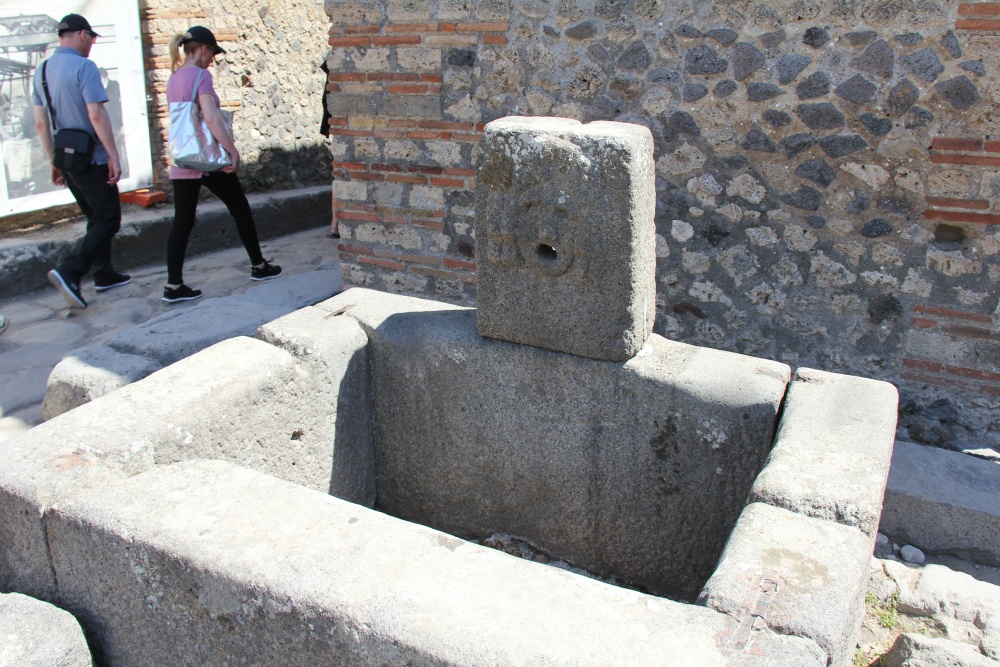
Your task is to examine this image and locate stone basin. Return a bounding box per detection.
[0,287,898,666]
[0,117,899,666]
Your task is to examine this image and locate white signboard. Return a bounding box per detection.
[0,0,152,216]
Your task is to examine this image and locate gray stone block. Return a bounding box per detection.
[901,48,944,83]
[796,72,830,99]
[777,54,811,84]
[324,93,375,116]
[106,270,340,365]
[683,82,709,102]
[851,39,896,79]
[107,299,286,365]
[0,486,59,602]
[818,134,870,159]
[884,633,1000,667]
[961,59,987,76]
[743,124,780,152]
[835,74,878,104]
[781,185,822,211]
[43,458,824,666]
[882,560,1000,625]
[256,306,376,506]
[684,44,729,74]
[796,102,846,131]
[378,94,442,117]
[0,592,93,666]
[708,28,739,45]
[750,367,899,537]
[475,116,656,362]
[746,82,783,101]
[698,503,873,667]
[888,79,920,115]
[731,42,766,80]
[881,440,1000,566]
[802,27,830,48]
[934,75,981,110]
[0,336,360,598]
[41,345,163,421]
[322,288,790,600]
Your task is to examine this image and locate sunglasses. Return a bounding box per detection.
[80,30,98,40]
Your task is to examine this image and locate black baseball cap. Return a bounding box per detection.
[58,14,99,37]
[180,26,226,55]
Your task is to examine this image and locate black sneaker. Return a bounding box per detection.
[162,284,203,303]
[250,260,282,281]
[48,269,87,309]
[95,272,132,292]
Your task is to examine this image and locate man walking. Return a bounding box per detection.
[33,14,129,309]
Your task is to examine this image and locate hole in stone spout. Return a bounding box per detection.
[536,243,558,262]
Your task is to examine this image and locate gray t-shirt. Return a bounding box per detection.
[32,46,111,165]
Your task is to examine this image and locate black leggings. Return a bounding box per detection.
[168,172,264,285]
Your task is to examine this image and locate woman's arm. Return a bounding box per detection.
[199,93,239,173]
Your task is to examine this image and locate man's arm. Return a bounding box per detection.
[87,102,121,184]
[33,105,63,186]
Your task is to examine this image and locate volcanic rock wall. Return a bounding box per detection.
[141,0,333,190]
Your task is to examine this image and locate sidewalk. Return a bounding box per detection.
[0,224,341,440]
[0,186,332,299]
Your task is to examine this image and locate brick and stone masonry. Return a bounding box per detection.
[322,1,1000,450]
[140,0,334,192]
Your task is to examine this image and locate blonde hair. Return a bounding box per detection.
[168,33,205,71]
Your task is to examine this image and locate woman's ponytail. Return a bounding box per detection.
[168,33,185,71]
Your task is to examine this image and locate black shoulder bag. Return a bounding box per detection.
[41,61,95,173]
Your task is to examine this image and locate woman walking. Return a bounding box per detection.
[163,26,280,303]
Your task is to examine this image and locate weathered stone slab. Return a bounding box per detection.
[256,306,375,506]
[41,345,163,421]
[0,342,74,415]
[0,592,92,666]
[698,503,873,667]
[881,440,1000,566]
[45,459,824,666]
[750,367,898,537]
[0,335,367,596]
[105,270,340,365]
[475,116,656,361]
[318,288,790,600]
[882,560,1000,625]
[884,633,1000,667]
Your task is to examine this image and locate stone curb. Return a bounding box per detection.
[880,440,1000,567]
[0,592,93,667]
[40,270,342,419]
[749,367,899,538]
[699,503,872,667]
[0,185,332,300]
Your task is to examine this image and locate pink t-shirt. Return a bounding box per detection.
[166,67,222,179]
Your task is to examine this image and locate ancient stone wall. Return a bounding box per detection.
[323,0,1000,449]
[140,0,333,191]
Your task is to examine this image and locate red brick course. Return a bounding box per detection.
[931,154,1000,166]
[914,305,993,323]
[931,137,983,151]
[924,197,991,210]
[960,3,1000,15]
[956,19,1000,29]
[923,209,1000,225]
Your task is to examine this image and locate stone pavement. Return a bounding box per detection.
[0,224,341,440]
